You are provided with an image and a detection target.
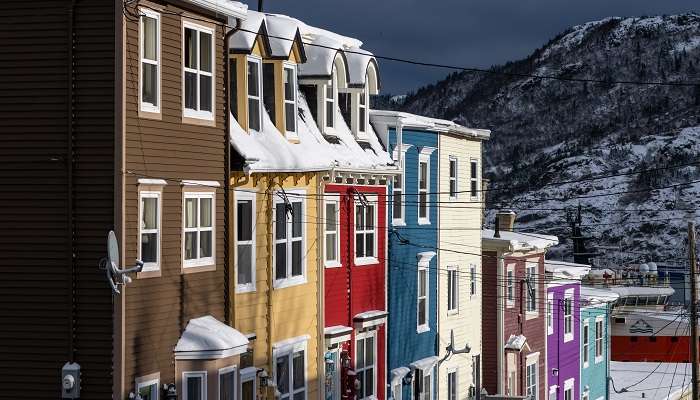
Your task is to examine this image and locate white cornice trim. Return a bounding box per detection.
[183,0,247,19]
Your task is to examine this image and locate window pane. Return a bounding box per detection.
[292,241,302,276]
[359,107,366,132]
[237,200,253,241]
[276,203,287,239]
[185,28,197,69]
[138,383,157,400]
[365,233,374,257]
[220,371,235,400]
[199,32,211,72]
[450,160,456,178]
[185,71,197,109]
[275,243,287,279]
[185,198,197,228]
[199,74,212,112]
[292,202,302,238]
[294,392,305,400]
[142,197,158,229]
[247,61,259,96]
[199,198,212,227]
[419,193,427,218]
[366,205,374,229]
[356,339,365,368]
[365,368,374,397]
[187,376,202,400]
[325,100,334,128]
[366,337,374,364]
[185,232,197,260]
[248,98,260,131]
[419,162,427,188]
[142,63,158,106]
[471,162,477,178]
[242,380,254,400]
[293,351,304,389]
[419,271,426,296]
[393,189,402,219]
[325,203,337,231]
[277,356,290,395]
[200,230,212,258]
[418,299,426,325]
[141,233,158,263]
[284,68,295,101]
[449,180,456,196]
[238,244,252,284]
[325,233,337,262]
[355,233,364,258]
[285,102,296,132]
[143,16,157,60]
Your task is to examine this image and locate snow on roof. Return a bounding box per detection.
[580,286,620,304]
[610,361,691,400]
[186,0,247,19]
[410,356,439,371]
[264,13,303,59]
[545,260,591,279]
[482,229,559,252]
[228,11,265,52]
[174,315,249,359]
[608,286,675,297]
[504,334,528,351]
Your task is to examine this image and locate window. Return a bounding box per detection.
[358,87,368,134]
[241,367,257,400]
[470,265,476,296]
[564,289,574,342]
[418,156,429,224]
[583,320,590,367]
[183,23,214,119]
[414,368,432,400]
[183,192,214,268]
[526,361,538,400]
[417,262,429,332]
[219,366,236,400]
[506,267,514,307]
[526,265,536,313]
[140,9,160,113]
[470,160,478,198]
[548,386,556,400]
[595,317,604,362]
[276,349,306,400]
[184,372,206,400]
[325,70,336,130]
[392,171,404,224]
[139,191,161,271]
[324,199,340,267]
[283,64,297,136]
[546,293,553,335]
[356,331,376,400]
[447,267,458,313]
[274,195,304,287]
[563,379,574,400]
[447,370,457,400]
[236,192,255,291]
[325,349,341,400]
[355,196,377,262]
[247,57,262,132]
[448,157,458,198]
[136,377,159,400]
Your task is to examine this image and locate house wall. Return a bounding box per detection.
[123,0,228,394]
[581,305,610,400]
[546,283,580,400]
[387,128,439,399]
[0,1,116,398]
[437,134,484,400]
[481,250,500,395]
[230,173,321,400]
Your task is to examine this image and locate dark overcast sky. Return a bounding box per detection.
[241,0,698,94]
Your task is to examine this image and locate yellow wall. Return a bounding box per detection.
[229,172,321,400]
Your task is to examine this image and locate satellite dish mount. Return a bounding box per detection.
[99,230,143,294]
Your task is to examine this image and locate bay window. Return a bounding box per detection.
[219,366,236,400]
[414,368,432,400]
[183,371,206,400]
[392,172,404,224]
[236,192,256,291]
[183,22,214,120]
[247,57,262,132]
[274,194,305,287]
[183,192,215,268]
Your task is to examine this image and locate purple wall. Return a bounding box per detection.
[547,282,580,400]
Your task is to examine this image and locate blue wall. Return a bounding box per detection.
[387,127,439,400]
[580,304,610,400]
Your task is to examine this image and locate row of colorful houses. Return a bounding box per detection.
[2,1,620,399]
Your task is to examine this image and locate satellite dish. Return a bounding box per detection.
[100,230,143,295]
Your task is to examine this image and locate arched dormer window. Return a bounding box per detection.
[324,66,337,131]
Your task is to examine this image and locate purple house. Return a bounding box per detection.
[545,261,589,400]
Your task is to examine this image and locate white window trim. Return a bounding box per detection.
[273,338,307,400]
[392,169,406,226]
[322,68,338,134]
[355,330,377,400]
[354,194,379,265]
[182,21,215,121]
[182,191,216,268]
[447,265,459,315]
[563,288,574,343]
[446,368,458,400]
[283,62,298,138]
[526,265,538,316]
[183,371,207,400]
[525,355,539,400]
[417,153,431,225]
[235,191,256,293]
[139,190,162,272]
[417,260,430,333]
[470,159,479,199]
[273,190,306,289]
[246,55,263,133]
[595,315,604,364]
[506,265,515,308]
[136,376,160,400]
[563,378,574,400]
[448,156,458,200]
[582,319,590,368]
[241,366,258,400]
[218,365,237,400]
[546,292,554,335]
[324,197,341,268]
[354,85,369,138]
[469,264,477,298]
[139,8,160,114]
[415,366,434,400]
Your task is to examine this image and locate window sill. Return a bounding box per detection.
[447,309,459,317]
[417,218,431,225]
[525,311,539,320]
[594,357,603,364]
[137,268,161,279]
[325,261,342,269]
[139,107,162,121]
[583,362,589,369]
[182,114,215,127]
[355,257,379,266]
[417,325,430,334]
[506,300,515,308]
[182,262,216,274]
[273,276,307,289]
[564,334,574,343]
[236,284,256,294]
[392,220,406,227]
[547,329,553,336]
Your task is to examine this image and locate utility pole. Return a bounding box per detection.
[689,221,699,400]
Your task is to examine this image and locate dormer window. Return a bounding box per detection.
[283,64,298,137]
[247,56,263,132]
[324,69,337,131]
[358,87,367,134]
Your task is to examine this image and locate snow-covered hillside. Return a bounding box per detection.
[398,14,700,264]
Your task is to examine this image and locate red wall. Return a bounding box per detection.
[612,336,691,362]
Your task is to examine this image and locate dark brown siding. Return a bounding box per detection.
[123,0,227,392]
[0,1,115,399]
[481,250,499,395]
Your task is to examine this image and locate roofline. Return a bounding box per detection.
[183,0,247,19]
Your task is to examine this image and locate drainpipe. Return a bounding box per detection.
[317,173,326,398]
[266,176,275,397]
[519,276,525,396]
[67,0,77,364]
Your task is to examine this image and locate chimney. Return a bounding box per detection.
[497,210,516,232]
[493,215,500,238]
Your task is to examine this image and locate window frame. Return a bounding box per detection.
[283,62,298,138]
[139,190,162,272]
[357,85,368,136]
[595,315,604,363]
[182,21,215,121]
[139,8,161,114]
[470,159,479,199]
[414,367,433,400]
[182,191,216,269]
[354,194,378,265]
[417,260,430,333]
[582,319,590,368]
[246,55,263,133]
[136,375,160,400]
[546,292,554,335]
[469,265,477,297]
[448,156,458,199]
[324,197,341,268]
[447,368,458,400]
[417,154,430,225]
[447,265,459,315]
[273,191,306,288]
[235,191,256,292]
[323,68,337,134]
[183,371,207,400]
[240,366,258,400]
[563,378,574,400]
[526,265,537,315]
[563,289,574,342]
[525,358,538,400]
[355,330,377,400]
[218,365,237,400]
[506,266,515,307]
[392,169,405,226]
[274,340,307,400]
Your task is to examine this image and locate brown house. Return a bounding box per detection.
[0,0,250,398]
[481,212,558,400]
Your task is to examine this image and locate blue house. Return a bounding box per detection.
[371,111,441,400]
[580,287,618,400]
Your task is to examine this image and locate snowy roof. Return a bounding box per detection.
[410,356,439,371]
[186,0,247,19]
[504,334,528,351]
[228,11,265,53]
[610,362,691,400]
[174,315,249,360]
[228,12,308,61]
[482,229,559,252]
[545,260,591,279]
[580,286,620,305]
[608,286,675,297]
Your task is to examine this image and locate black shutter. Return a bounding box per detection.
[263,63,276,122]
[229,58,238,120]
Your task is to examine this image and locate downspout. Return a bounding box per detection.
[67,0,77,364]
[266,176,275,395]
[519,274,525,396]
[435,130,441,399]
[605,302,611,400]
[383,184,390,400]
[317,173,325,398]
